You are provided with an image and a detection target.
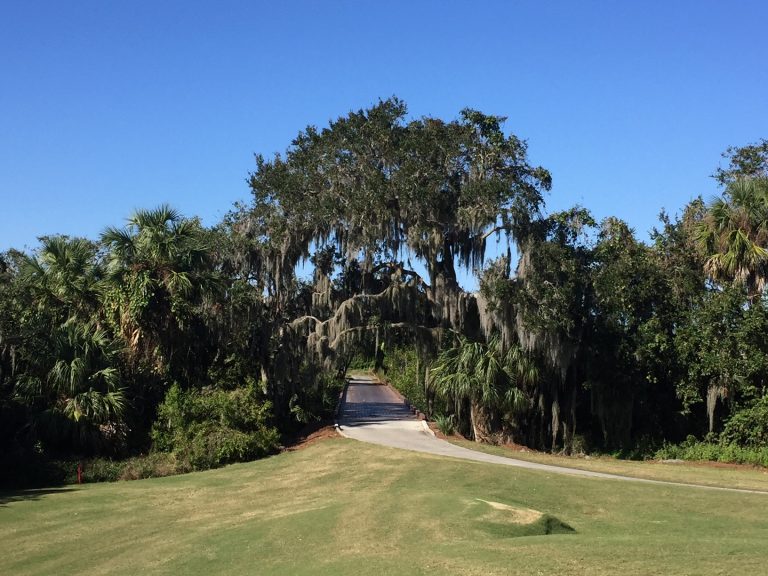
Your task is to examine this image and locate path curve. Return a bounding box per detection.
[337,374,767,495]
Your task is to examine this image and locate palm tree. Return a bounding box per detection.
[16,318,125,451]
[101,205,216,378]
[47,320,124,425]
[429,336,537,442]
[12,237,125,452]
[696,177,768,301]
[20,236,102,322]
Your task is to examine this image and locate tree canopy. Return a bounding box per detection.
[1,100,768,487]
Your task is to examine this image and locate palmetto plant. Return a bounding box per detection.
[20,235,102,322]
[16,318,125,450]
[102,205,211,293]
[101,205,217,376]
[696,177,768,301]
[47,320,124,424]
[429,336,537,442]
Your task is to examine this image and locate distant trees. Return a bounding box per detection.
[101,205,217,381]
[228,97,552,424]
[14,319,126,451]
[429,337,536,443]
[696,177,768,301]
[0,206,277,468]
[1,101,767,487]
[713,139,768,186]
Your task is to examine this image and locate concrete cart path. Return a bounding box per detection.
[337,374,768,495]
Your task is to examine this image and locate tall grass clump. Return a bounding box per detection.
[434,414,456,436]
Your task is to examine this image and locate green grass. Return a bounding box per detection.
[446,437,768,493]
[2,437,768,575]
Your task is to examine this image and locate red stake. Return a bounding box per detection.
[77,462,83,485]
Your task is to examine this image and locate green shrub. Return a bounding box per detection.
[119,453,186,480]
[720,395,768,447]
[151,382,280,471]
[654,439,768,467]
[289,370,345,424]
[81,458,125,482]
[434,414,455,436]
[63,453,186,483]
[347,354,375,372]
[380,346,428,414]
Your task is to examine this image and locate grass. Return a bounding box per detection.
[2,437,768,575]
[446,437,768,493]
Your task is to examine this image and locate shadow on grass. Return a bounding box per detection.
[479,515,576,538]
[0,487,77,507]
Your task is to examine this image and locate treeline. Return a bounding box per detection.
[1,100,766,485]
[0,209,298,485]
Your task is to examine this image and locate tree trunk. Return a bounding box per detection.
[470,400,494,443]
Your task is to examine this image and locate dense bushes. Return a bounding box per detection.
[655,436,768,468]
[379,346,428,414]
[288,370,345,425]
[720,395,768,448]
[75,453,185,483]
[151,382,280,470]
[0,451,185,488]
[1,108,767,486]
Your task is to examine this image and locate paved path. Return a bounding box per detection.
[337,374,767,495]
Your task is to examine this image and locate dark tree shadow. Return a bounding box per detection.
[0,487,77,507]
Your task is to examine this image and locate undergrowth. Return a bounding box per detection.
[654,436,768,467]
[378,346,428,414]
[434,413,456,435]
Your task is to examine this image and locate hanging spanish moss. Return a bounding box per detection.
[707,383,728,433]
[225,97,554,439]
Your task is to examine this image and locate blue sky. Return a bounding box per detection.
[2,0,767,264]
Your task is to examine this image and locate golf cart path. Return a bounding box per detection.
[337,374,768,495]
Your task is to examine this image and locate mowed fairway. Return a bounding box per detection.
[2,437,768,576]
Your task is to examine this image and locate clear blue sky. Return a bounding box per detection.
[2,0,767,258]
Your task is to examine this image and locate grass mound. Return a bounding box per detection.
[470,498,575,537]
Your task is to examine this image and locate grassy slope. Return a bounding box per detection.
[446,438,768,492]
[2,437,768,575]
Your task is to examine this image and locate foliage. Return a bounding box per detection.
[151,382,280,470]
[229,97,552,425]
[695,177,768,300]
[674,288,768,434]
[101,204,218,382]
[479,208,594,451]
[18,235,102,323]
[433,413,456,436]
[380,346,427,414]
[3,238,127,455]
[587,217,679,448]
[720,395,768,448]
[347,354,375,372]
[429,336,536,443]
[655,437,768,468]
[16,319,125,426]
[2,102,768,484]
[243,98,550,292]
[713,139,768,185]
[288,370,344,425]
